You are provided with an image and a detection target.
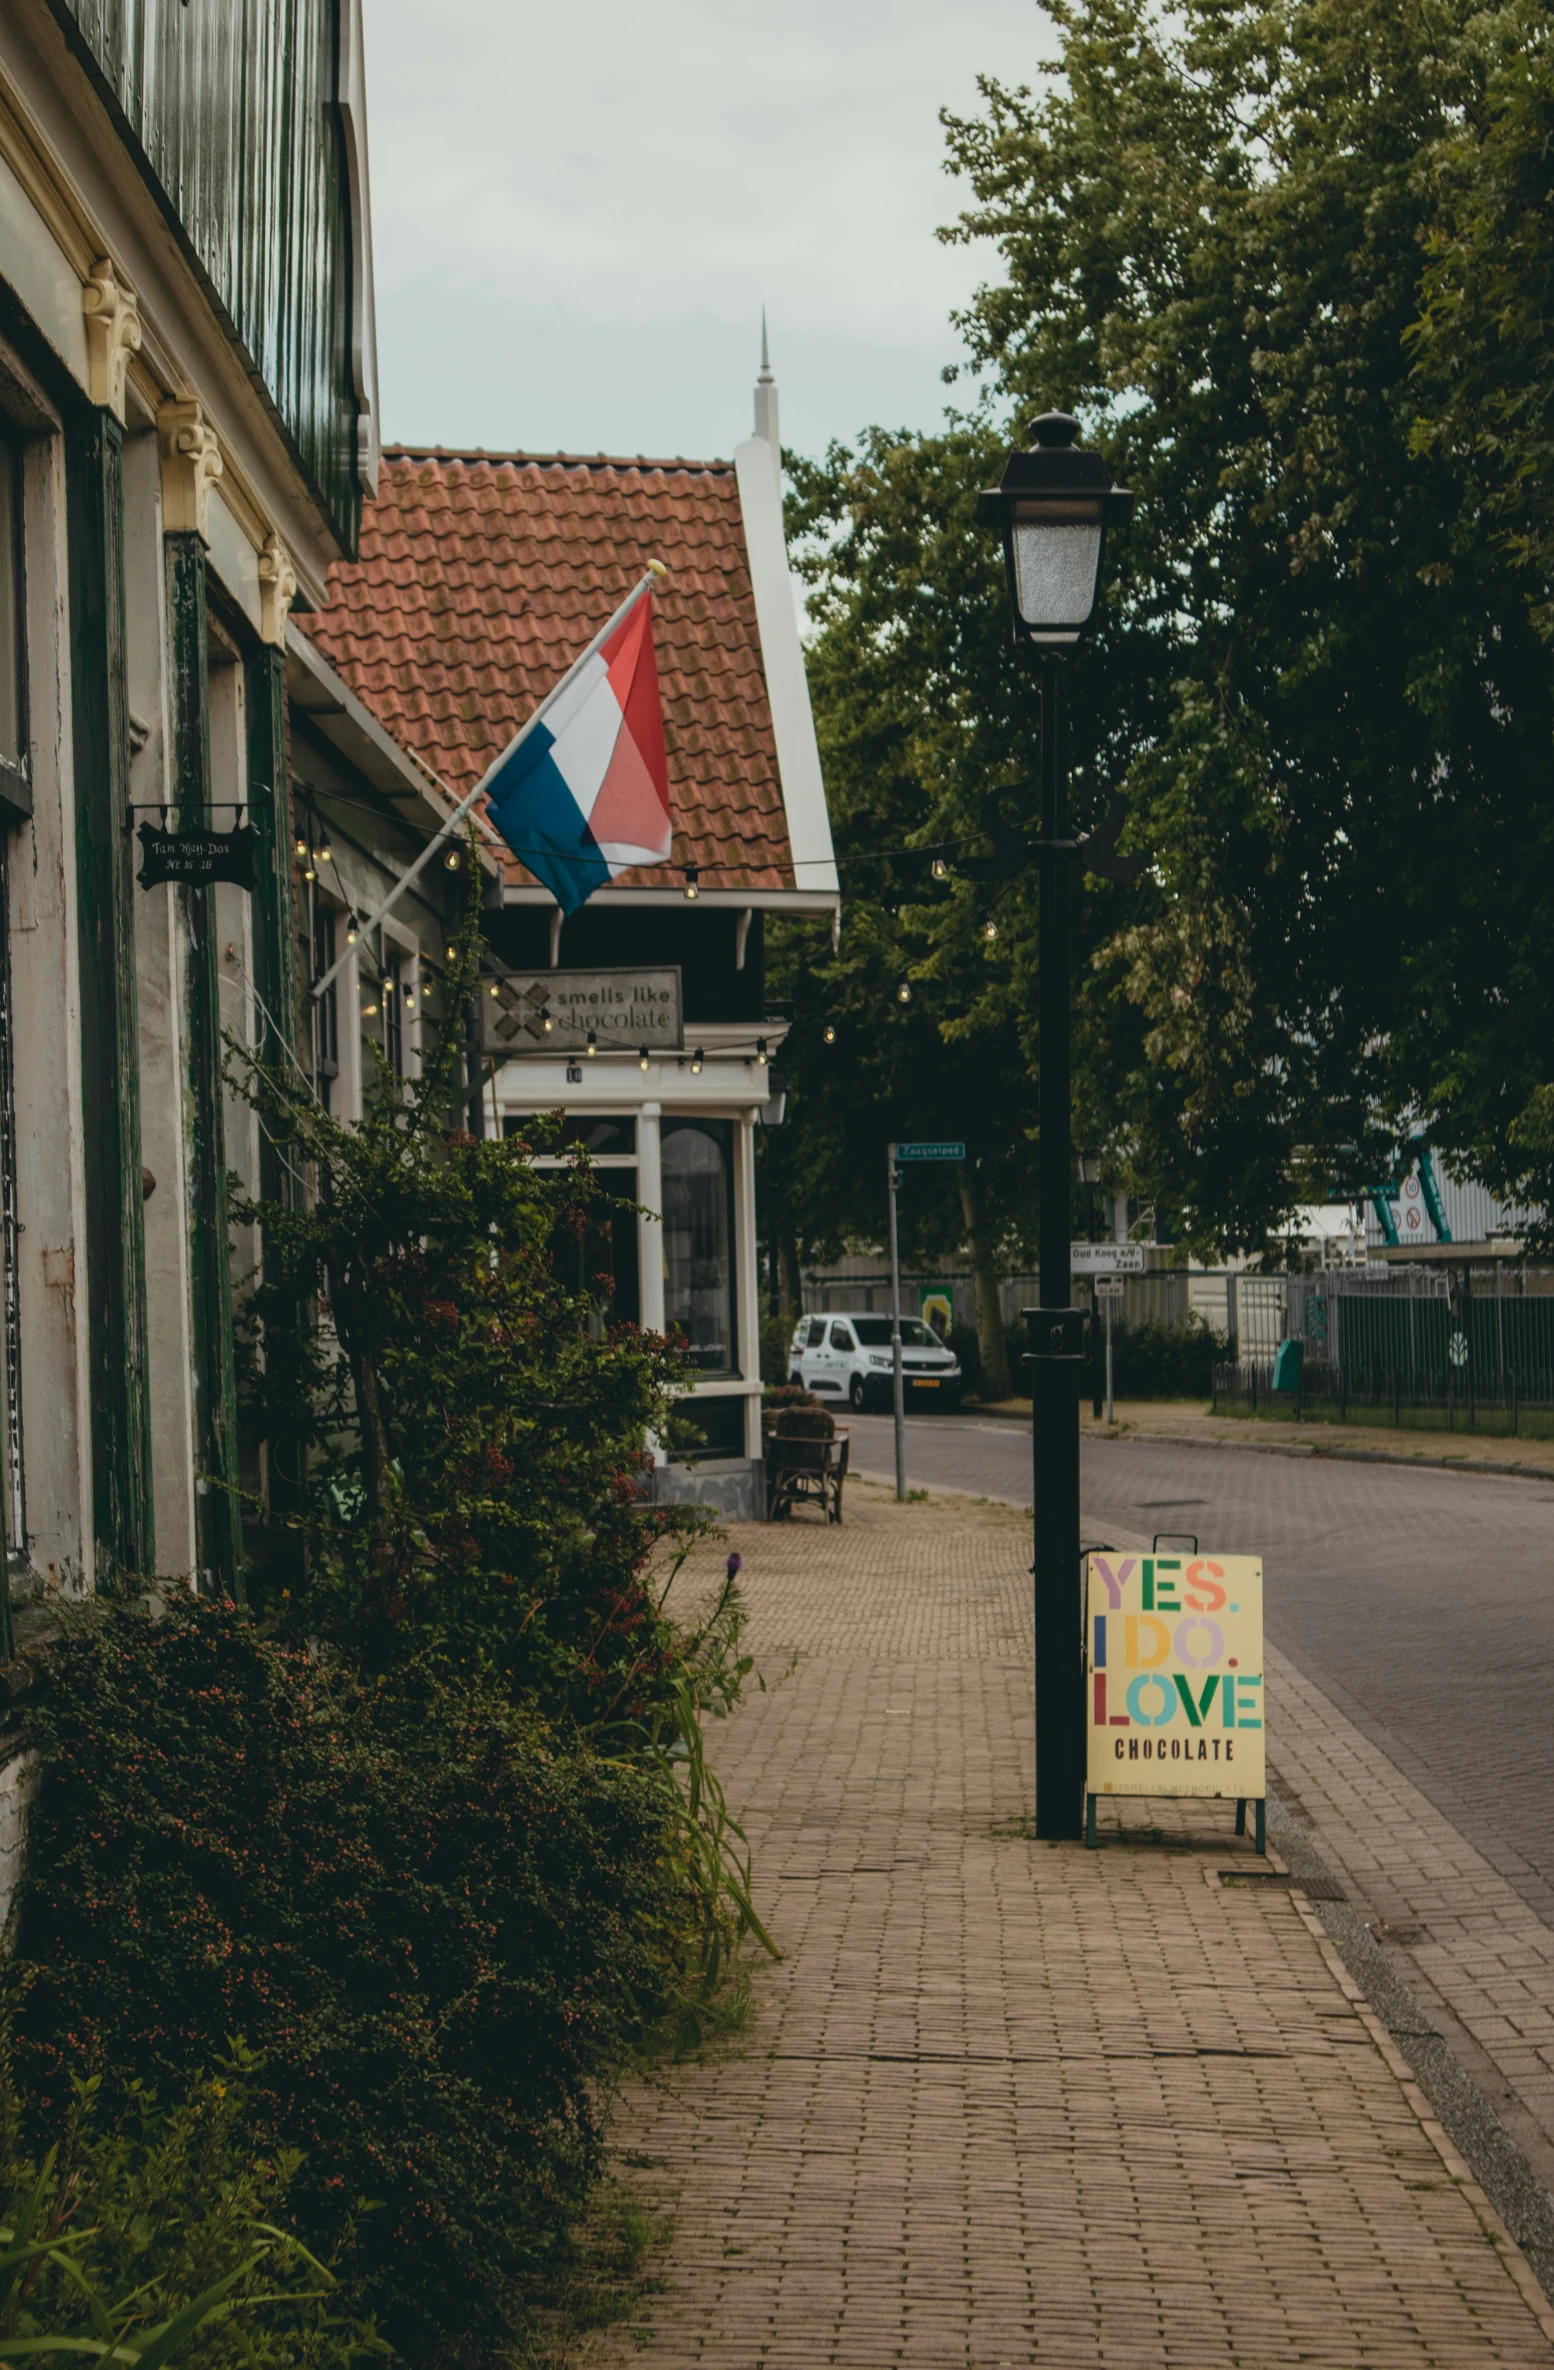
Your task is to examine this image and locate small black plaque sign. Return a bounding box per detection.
[137,820,258,892]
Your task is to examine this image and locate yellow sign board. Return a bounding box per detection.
[1086,1551,1264,1799]
[919,1285,954,1340]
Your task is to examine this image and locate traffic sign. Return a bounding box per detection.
[1094,1276,1125,1298]
[894,1141,965,1162]
[1071,1243,1145,1273]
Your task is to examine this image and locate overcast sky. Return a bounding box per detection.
[364,0,1057,467]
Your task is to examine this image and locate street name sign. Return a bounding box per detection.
[1086,1551,1264,1802]
[1070,1243,1145,1273]
[895,1141,965,1162]
[481,966,682,1058]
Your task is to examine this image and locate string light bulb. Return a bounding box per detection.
[345,914,358,945]
[404,983,416,1005]
[487,981,500,998]
[822,1023,837,1046]
[682,862,700,900]
[896,978,912,1004]
[931,857,948,881]
[303,859,316,882]
[318,839,333,865]
[585,1028,598,1057]
[983,915,999,942]
[756,1036,769,1066]
[541,1007,552,1033]
[638,1046,651,1071]
[444,846,461,870]
[690,1046,704,1074]
[293,833,308,858]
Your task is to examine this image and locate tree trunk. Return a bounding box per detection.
[779,1222,802,1318]
[958,1169,1010,1401]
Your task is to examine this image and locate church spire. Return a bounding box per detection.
[753,309,780,484]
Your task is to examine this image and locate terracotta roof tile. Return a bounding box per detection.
[299,448,794,894]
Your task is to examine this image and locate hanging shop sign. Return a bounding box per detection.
[482,965,682,1058]
[1086,1550,1264,1801]
[136,819,257,892]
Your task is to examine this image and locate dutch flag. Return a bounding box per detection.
[482,576,673,915]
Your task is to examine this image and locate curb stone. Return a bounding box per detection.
[1266,1792,1554,2328]
[965,1402,1554,1485]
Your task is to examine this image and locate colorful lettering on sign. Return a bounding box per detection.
[1087,1551,1264,1800]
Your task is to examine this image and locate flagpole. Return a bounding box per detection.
[310,566,663,1004]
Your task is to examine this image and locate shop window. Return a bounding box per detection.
[662,1119,736,1375]
[504,1116,640,1331]
[311,906,339,1113]
[383,950,404,1075]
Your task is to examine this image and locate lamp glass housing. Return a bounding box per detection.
[1010,500,1104,639]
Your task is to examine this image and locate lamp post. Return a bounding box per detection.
[979,411,1133,1842]
[1078,1152,1103,1421]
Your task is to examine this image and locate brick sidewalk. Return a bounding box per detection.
[584,1485,1554,2366]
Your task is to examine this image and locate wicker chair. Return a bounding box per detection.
[763,1407,849,1523]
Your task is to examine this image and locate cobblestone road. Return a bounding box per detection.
[586,1488,1554,2367]
[846,1413,1554,1917]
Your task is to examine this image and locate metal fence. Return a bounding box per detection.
[1212,1358,1554,1439]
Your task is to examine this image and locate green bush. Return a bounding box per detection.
[1002,1314,1226,1401]
[228,888,707,1724]
[0,2041,380,2369]
[13,1600,688,2359]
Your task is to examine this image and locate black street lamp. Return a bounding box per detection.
[979,412,1133,1841]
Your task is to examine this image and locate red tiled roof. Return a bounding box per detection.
[299,447,794,894]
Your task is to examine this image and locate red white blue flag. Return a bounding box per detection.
[484,580,672,915]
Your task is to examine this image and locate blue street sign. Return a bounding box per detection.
[895,1141,965,1162]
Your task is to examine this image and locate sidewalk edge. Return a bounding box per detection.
[967,1405,1552,1485]
[1285,1881,1554,2345]
[1264,1800,1554,2332]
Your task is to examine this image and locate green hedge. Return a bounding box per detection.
[14,1602,684,2360]
[1002,1315,1225,1401]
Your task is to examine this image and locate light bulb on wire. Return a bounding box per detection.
[690,1046,704,1074]
[822,1023,837,1046]
[756,1037,768,1066]
[931,857,948,881]
[983,915,999,942]
[345,914,358,945]
[444,846,461,871]
[585,1029,598,1058]
[638,1046,651,1071]
[896,978,912,1005]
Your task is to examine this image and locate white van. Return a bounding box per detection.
[787,1313,963,1412]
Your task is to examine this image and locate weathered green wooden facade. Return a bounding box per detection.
[45,0,363,549]
[0,0,447,1608]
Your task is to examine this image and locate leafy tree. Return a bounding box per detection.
[775,420,1144,1391]
[783,0,1554,1261]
